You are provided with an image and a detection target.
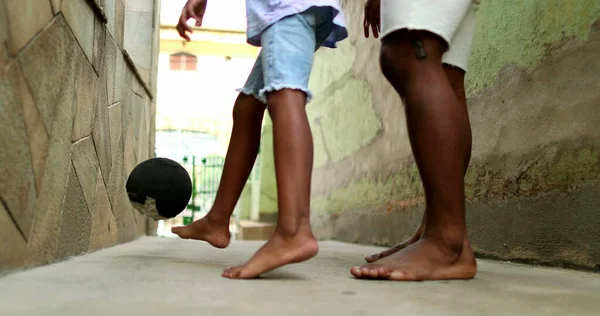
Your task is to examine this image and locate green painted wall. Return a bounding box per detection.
[466,0,600,95]
[257,0,600,230]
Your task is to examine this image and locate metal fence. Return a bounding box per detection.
[182,155,225,224]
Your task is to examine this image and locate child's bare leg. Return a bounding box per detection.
[172,93,266,248]
[222,89,318,279]
[351,30,476,280]
[364,65,471,263]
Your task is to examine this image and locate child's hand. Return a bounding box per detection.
[177,0,208,41]
[363,0,380,38]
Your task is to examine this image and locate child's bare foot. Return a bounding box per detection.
[351,235,476,281]
[364,226,424,263]
[222,231,319,279]
[171,216,231,248]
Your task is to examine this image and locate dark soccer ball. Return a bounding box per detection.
[126,158,192,220]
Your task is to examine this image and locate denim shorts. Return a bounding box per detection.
[238,7,335,104]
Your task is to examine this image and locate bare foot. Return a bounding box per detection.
[351,236,476,281]
[171,216,231,248]
[222,232,319,279]
[364,228,424,263]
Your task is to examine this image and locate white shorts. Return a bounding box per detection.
[381,0,478,72]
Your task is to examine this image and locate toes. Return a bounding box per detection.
[360,267,370,277]
[222,266,242,279]
[351,265,393,279]
[221,267,234,278]
[368,267,380,278]
[171,226,186,237]
[350,266,363,278]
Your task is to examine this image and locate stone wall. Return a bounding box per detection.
[258,0,600,270]
[0,0,159,271]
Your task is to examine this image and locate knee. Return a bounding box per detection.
[232,94,265,124]
[379,41,425,98]
[379,31,447,97]
[379,43,413,87]
[266,89,306,116]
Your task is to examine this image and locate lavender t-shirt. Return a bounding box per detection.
[245,0,347,48]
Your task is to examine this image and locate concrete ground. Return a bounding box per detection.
[0,237,599,315]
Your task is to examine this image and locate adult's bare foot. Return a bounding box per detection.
[222,231,319,279]
[351,236,476,281]
[171,216,231,249]
[364,226,424,263]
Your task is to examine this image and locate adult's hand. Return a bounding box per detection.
[363,0,380,38]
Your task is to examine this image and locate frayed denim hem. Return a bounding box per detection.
[259,84,313,104]
[236,88,266,104]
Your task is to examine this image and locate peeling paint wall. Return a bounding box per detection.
[258,0,600,270]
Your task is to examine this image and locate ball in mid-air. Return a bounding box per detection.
[126,158,192,220]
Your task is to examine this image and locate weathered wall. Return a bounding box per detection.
[0,0,159,272]
[258,0,600,270]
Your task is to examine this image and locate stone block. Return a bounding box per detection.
[109,102,123,158]
[5,0,53,54]
[124,116,136,177]
[121,64,135,109]
[115,0,125,49]
[72,56,99,141]
[125,0,154,12]
[55,162,92,260]
[0,62,37,240]
[18,16,78,135]
[90,0,106,14]
[138,67,150,86]
[113,47,126,103]
[89,170,118,251]
[0,199,28,271]
[104,36,118,104]
[92,17,107,74]
[149,10,160,96]
[16,65,49,196]
[107,133,124,211]
[25,18,80,263]
[71,136,100,214]
[27,141,73,266]
[93,78,112,186]
[149,113,156,158]
[117,189,137,242]
[108,142,136,244]
[131,71,145,97]
[50,0,61,14]
[135,210,146,237]
[0,0,8,66]
[124,11,153,70]
[104,0,116,39]
[62,0,95,63]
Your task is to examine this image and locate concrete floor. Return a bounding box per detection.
[0,237,599,315]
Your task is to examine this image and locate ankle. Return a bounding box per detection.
[274,224,314,240]
[205,211,230,227]
[423,227,464,252]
